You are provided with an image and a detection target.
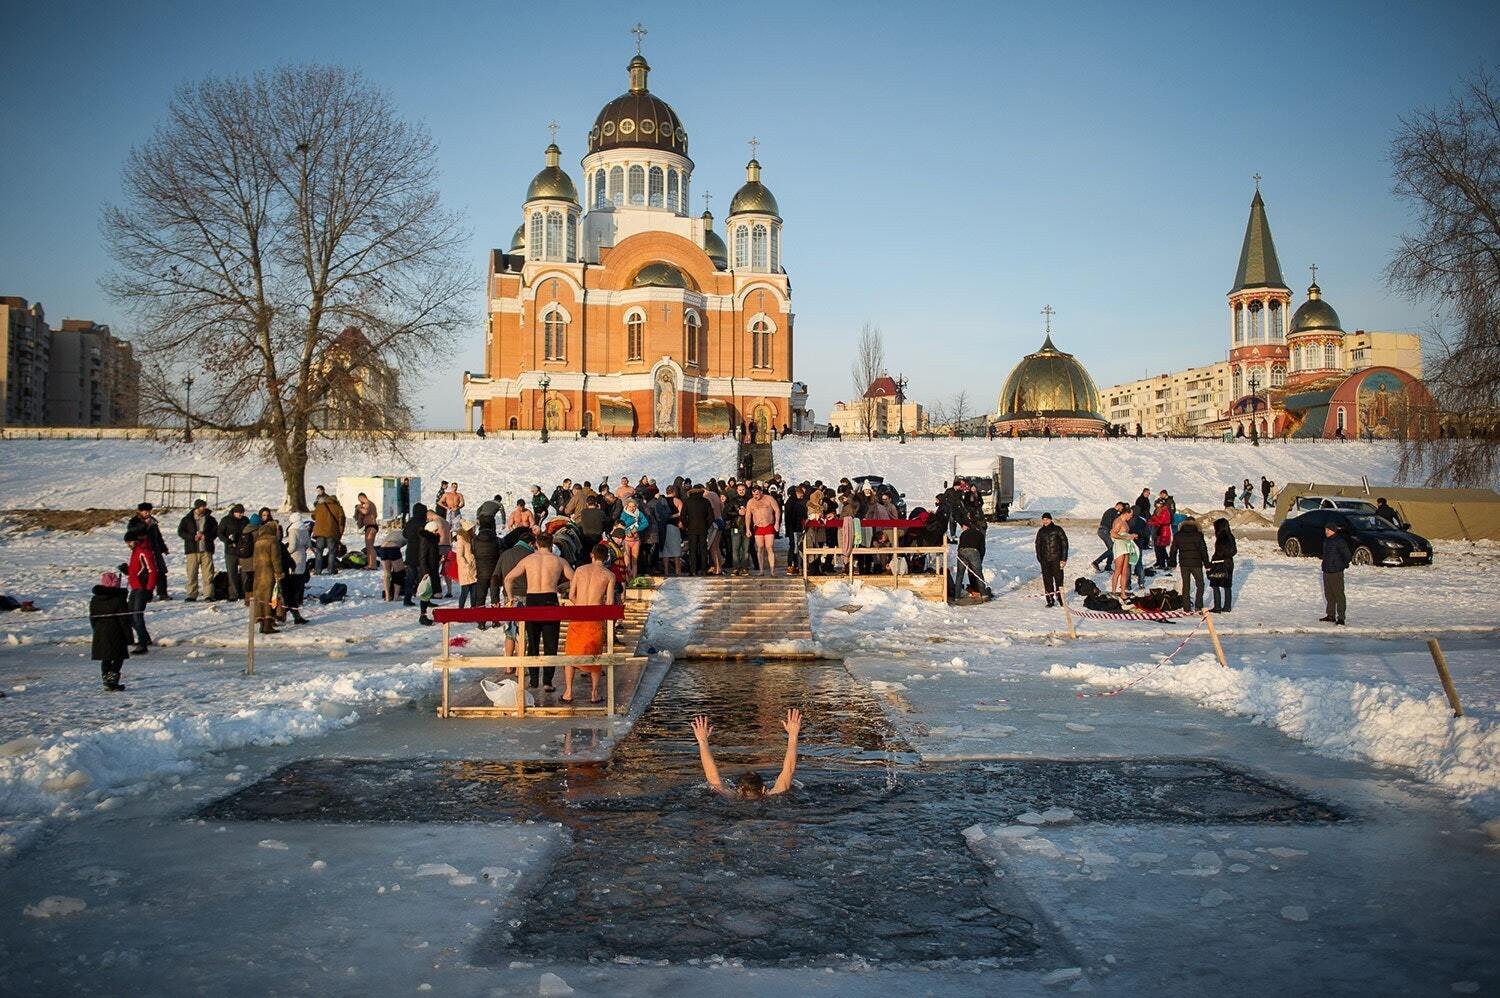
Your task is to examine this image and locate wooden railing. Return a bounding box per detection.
[799,517,949,597]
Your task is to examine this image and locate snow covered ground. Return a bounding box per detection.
[776,436,1468,515]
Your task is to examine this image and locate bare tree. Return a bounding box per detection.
[949,390,971,428]
[104,64,471,509]
[850,323,885,438]
[1386,68,1499,487]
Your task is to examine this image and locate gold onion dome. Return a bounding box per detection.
[1290,282,1343,334]
[588,55,690,159]
[996,335,1105,421]
[701,210,728,267]
[526,143,578,202]
[510,223,526,251]
[729,159,779,217]
[633,262,689,289]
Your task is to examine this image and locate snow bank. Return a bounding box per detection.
[0,437,738,510]
[775,437,1455,516]
[1050,653,1500,818]
[0,659,434,836]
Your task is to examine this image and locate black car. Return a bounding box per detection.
[1277,509,1434,567]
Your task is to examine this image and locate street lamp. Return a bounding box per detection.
[181,373,195,443]
[895,374,908,444]
[538,373,551,444]
[1247,370,1261,447]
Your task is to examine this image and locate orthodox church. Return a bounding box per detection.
[463,40,807,437]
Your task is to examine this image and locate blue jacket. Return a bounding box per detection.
[619,508,650,535]
[1322,532,1352,573]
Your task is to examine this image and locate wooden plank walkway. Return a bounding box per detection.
[652,575,820,660]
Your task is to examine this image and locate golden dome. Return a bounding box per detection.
[729,158,779,217]
[632,262,690,289]
[525,143,578,203]
[701,210,728,268]
[510,223,525,251]
[996,335,1105,422]
[1290,282,1343,334]
[588,55,690,160]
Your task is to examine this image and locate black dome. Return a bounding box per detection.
[587,56,690,160]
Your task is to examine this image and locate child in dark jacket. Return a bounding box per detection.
[89,571,133,691]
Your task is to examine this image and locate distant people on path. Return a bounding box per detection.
[562,544,617,704]
[503,536,575,691]
[1034,513,1068,607]
[311,485,346,576]
[126,526,159,652]
[1320,523,1351,626]
[692,708,802,800]
[355,492,379,569]
[1260,477,1275,509]
[1223,485,1236,509]
[1241,479,1254,510]
[177,498,218,601]
[90,571,132,692]
[1209,517,1236,613]
[1171,518,1209,612]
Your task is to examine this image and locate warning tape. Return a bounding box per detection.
[1074,617,1208,699]
[1067,606,1203,621]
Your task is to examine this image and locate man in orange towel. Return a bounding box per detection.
[562,543,616,703]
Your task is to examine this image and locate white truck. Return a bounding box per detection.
[953,455,1015,521]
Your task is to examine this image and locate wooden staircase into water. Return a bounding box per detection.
[647,575,819,660]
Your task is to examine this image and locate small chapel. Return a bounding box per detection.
[463,31,807,437]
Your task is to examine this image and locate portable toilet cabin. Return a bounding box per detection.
[335,475,421,527]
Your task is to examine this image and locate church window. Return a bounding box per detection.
[1233,304,1243,344]
[734,226,748,268]
[609,167,624,206]
[545,210,563,260]
[528,212,543,257]
[684,310,701,367]
[1231,365,1242,398]
[1336,407,1346,433]
[751,319,772,369]
[681,175,689,213]
[751,224,768,270]
[770,225,780,271]
[628,166,645,205]
[627,312,645,362]
[566,210,577,261]
[666,169,679,213]
[593,170,606,208]
[544,311,566,362]
[648,166,664,207]
[1271,364,1285,388]
[1269,301,1282,340]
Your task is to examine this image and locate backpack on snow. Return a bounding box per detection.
[1074,577,1102,598]
[1133,588,1185,613]
[317,582,348,605]
[1083,591,1123,614]
[210,571,231,602]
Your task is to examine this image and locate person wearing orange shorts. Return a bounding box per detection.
[562,544,616,703]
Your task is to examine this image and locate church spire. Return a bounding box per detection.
[1231,181,1288,292]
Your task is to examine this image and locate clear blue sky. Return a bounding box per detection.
[3,1,1496,426]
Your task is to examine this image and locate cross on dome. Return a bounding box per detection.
[702,191,712,212]
[1041,304,1055,334]
[748,136,759,160]
[631,22,647,54]
[547,120,559,143]
[1253,172,1262,193]
[1309,262,1318,283]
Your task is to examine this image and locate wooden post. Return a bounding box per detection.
[607,660,616,717]
[1203,610,1228,668]
[1426,638,1464,717]
[245,595,255,676]
[440,621,450,718]
[1061,598,1077,641]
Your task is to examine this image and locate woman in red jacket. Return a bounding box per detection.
[126,532,160,653]
[1149,499,1174,570]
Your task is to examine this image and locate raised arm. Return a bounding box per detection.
[770,708,802,795]
[691,715,725,793]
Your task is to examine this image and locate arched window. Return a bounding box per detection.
[545,210,563,260]
[648,166,664,207]
[582,410,594,432]
[566,210,578,261]
[593,171,607,208]
[684,310,701,367]
[508,417,518,430]
[751,224,768,270]
[1336,407,1346,433]
[666,170,679,213]
[1231,365,1242,398]
[627,312,645,362]
[628,166,645,205]
[1324,342,1338,369]
[528,212,543,257]
[770,226,780,271]
[543,311,566,362]
[733,226,748,268]
[751,319,772,369]
[609,167,624,206]
[680,174,689,214]
[1269,301,1282,340]
[1271,364,1286,388]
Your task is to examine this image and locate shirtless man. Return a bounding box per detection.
[691,708,801,799]
[562,544,616,703]
[503,538,574,691]
[745,485,781,577]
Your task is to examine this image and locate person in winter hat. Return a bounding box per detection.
[90,571,133,691]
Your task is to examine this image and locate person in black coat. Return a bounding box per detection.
[783,487,808,573]
[401,502,430,606]
[1320,524,1352,625]
[1034,513,1068,606]
[1209,517,1237,613]
[89,572,133,691]
[472,514,502,625]
[1171,519,1210,611]
[1133,489,1152,519]
[680,487,714,576]
[126,504,171,600]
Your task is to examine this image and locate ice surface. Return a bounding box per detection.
[23,895,86,918]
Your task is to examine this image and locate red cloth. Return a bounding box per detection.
[754,525,776,537]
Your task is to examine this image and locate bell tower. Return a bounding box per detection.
[1227,176,1291,401]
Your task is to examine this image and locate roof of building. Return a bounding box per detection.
[1290,282,1343,334]
[526,143,579,203]
[729,159,779,217]
[1231,189,1289,293]
[588,55,690,160]
[632,262,690,289]
[996,335,1105,422]
[701,211,728,267]
[864,375,900,399]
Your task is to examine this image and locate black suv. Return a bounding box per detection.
[1277,509,1434,567]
